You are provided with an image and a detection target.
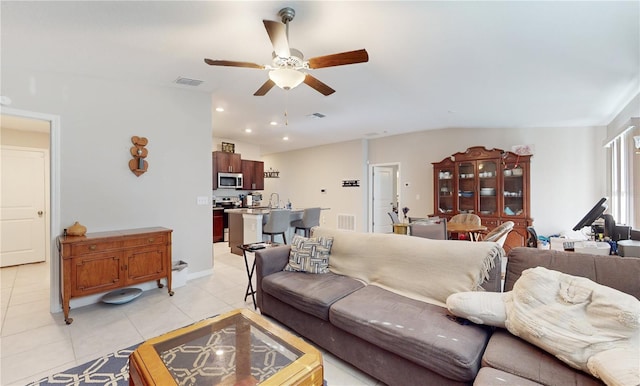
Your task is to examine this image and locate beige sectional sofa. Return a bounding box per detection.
[255,227,504,385]
[255,228,639,386]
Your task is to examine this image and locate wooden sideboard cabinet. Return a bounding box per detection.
[58,227,173,324]
[432,146,533,253]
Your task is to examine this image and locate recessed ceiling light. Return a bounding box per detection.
[215,107,224,112]
[283,136,289,141]
[245,128,252,133]
[270,121,278,126]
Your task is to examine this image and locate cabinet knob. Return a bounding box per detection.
[148,238,155,243]
[89,245,97,250]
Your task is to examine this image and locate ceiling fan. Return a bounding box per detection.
[204,7,369,96]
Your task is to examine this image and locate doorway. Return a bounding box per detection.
[1,146,48,266]
[1,107,61,313]
[369,163,400,233]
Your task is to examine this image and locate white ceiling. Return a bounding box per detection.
[1,1,638,154]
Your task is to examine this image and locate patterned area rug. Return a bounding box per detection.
[26,343,140,386]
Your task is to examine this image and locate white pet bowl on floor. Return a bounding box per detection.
[101,288,142,304]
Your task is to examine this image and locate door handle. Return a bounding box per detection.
[37,210,44,216]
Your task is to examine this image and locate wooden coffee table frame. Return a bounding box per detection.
[129,309,323,386]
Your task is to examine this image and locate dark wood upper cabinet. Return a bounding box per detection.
[242,159,264,190]
[212,151,242,189]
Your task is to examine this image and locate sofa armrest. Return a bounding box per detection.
[480,249,502,293]
[255,245,290,309]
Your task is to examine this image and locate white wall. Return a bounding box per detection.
[1,69,213,278]
[261,126,607,237]
[212,137,262,162]
[262,140,367,230]
[606,92,640,142]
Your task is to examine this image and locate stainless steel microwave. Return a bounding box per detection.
[218,173,243,189]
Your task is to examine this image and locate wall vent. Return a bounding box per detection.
[337,214,356,231]
[175,77,204,86]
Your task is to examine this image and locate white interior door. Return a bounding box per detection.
[373,166,395,233]
[1,147,46,267]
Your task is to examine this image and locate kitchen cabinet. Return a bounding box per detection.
[213,151,241,173]
[213,209,224,242]
[58,227,173,324]
[241,159,264,190]
[213,151,241,189]
[432,146,532,252]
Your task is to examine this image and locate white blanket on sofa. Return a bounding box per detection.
[446,267,640,386]
[312,227,502,308]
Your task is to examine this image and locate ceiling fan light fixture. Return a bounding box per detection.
[269,69,305,90]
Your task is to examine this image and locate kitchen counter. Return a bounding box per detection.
[225,208,329,255]
[224,207,308,214]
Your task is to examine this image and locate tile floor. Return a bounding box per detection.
[1,242,383,386]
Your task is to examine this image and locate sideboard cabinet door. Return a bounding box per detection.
[71,252,123,296]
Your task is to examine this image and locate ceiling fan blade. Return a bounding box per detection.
[254,79,276,96]
[263,20,290,58]
[303,74,335,96]
[307,49,369,69]
[204,59,264,69]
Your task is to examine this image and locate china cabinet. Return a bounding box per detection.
[432,146,532,252]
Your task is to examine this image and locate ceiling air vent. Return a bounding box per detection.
[307,112,326,119]
[175,77,203,86]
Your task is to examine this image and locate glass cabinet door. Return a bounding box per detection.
[503,165,525,216]
[478,160,498,216]
[436,167,454,214]
[457,162,475,214]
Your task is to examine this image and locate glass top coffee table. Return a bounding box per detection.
[129,309,323,386]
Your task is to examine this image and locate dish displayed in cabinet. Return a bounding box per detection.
[480,188,496,196]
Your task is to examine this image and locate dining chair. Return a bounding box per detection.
[449,213,481,225]
[448,213,482,240]
[526,226,538,248]
[482,221,515,247]
[410,219,447,240]
[290,207,321,237]
[262,209,290,244]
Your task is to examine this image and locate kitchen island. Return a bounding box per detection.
[225,208,327,255]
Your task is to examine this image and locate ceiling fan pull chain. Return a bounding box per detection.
[284,91,289,126]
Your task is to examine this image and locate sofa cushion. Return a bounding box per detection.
[261,271,365,321]
[505,248,640,299]
[482,329,604,386]
[284,235,333,273]
[474,367,544,385]
[329,284,492,382]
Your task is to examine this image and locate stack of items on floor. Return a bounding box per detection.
[255,227,640,386]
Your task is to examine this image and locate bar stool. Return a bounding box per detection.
[291,207,321,237]
[262,209,290,244]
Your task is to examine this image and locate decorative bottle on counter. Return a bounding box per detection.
[286,200,292,209]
